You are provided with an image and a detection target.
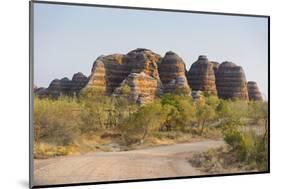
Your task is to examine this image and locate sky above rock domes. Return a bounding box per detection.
[33,3,268,99]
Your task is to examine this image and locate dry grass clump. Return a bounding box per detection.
[34,131,123,159]
[189,147,247,174]
[34,143,76,159]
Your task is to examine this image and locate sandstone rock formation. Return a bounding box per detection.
[215,61,248,100]
[191,90,203,100]
[87,54,125,94]
[247,81,263,101]
[47,78,65,98]
[187,55,217,95]
[210,61,219,73]
[70,72,89,95]
[36,72,89,98]
[34,87,48,98]
[87,48,162,95]
[35,48,263,103]
[126,48,161,80]
[158,51,190,94]
[113,72,160,104]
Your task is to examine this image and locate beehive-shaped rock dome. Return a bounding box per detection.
[158,51,190,94]
[187,55,217,95]
[113,72,161,104]
[87,48,162,94]
[215,61,248,100]
[247,81,263,101]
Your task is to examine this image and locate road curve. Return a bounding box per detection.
[33,140,224,186]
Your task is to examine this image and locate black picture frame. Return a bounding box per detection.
[29,1,270,188]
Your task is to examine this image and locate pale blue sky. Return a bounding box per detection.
[33,3,268,99]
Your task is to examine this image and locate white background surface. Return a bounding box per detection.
[0,0,277,188]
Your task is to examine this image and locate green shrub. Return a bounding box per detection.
[223,128,268,170]
[119,101,167,144]
[34,97,82,145]
[160,94,195,131]
[195,97,216,134]
[224,130,244,150]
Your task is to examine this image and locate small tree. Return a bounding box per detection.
[160,94,195,131]
[119,101,167,144]
[248,101,268,143]
[195,97,216,135]
[34,97,82,145]
[79,87,112,131]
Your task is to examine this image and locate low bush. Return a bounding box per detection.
[118,101,167,144]
[34,97,82,146]
[223,129,268,170]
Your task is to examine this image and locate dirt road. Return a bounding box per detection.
[33,140,224,186]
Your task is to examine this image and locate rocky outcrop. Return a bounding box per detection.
[87,54,125,94]
[35,48,263,103]
[187,55,217,95]
[126,48,161,80]
[210,61,219,73]
[87,49,190,102]
[70,72,89,95]
[158,51,190,94]
[215,61,248,100]
[191,90,203,100]
[113,72,161,104]
[36,72,89,98]
[46,78,65,98]
[34,87,48,98]
[87,48,162,94]
[247,81,263,101]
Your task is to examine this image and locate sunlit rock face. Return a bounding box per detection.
[247,81,263,101]
[215,61,249,100]
[87,48,162,95]
[87,49,190,103]
[187,55,217,95]
[113,72,161,104]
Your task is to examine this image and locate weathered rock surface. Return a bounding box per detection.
[70,72,89,95]
[247,81,263,101]
[215,61,248,100]
[34,87,48,97]
[35,48,263,102]
[210,61,219,73]
[36,72,89,98]
[187,55,217,95]
[113,72,161,104]
[158,51,190,94]
[191,90,203,100]
[87,48,162,94]
[46,78,66,98]
[126,48,161,80]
